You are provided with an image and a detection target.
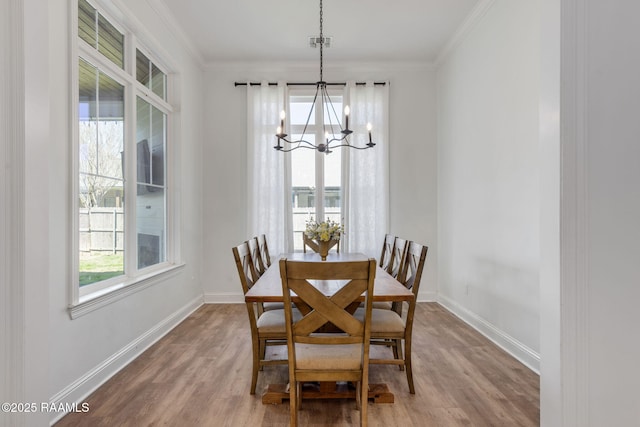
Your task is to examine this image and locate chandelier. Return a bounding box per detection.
[274,0,375,154]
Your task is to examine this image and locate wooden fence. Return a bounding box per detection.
[79,208,124,254]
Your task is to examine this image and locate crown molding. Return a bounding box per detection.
[434,0,496,67]
[205,59,435,72]
[142,0,206,69]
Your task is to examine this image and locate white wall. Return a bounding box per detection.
[436,0,540,370]
[579,1,640,424]
[2,1,51,425]
[202,61,438,303]
[43,0,204,423]
[539,0,561,423]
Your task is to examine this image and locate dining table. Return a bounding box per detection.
[244,251,415,405]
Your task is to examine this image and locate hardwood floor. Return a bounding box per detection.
[56,303,539,426]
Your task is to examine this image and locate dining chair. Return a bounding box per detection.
[387,237,408,278]
[232,242,291,394]
[279,258,376,427]
[257,234,272,268]
[360,241,428,394]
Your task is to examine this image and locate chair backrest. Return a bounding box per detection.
[398,241,428,294]
[279,258,376,345]
[379,234,395,271]
[393,241,428,317]
[232,242,258,294]
[257,234,271,268]
[388,237,408,278]
[247,237,266,277]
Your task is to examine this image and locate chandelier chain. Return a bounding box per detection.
[319,0,323,82]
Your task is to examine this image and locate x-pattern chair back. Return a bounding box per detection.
[388,237,408,278]
[289,277,367,339]
[247,237,266,278]
[379,234,395,271]
[232,242,257,294]
[398,241,428,293]
[392,241,428,317]
[257,234,271,268]
[280,259,376,339]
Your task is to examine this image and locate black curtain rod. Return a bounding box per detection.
[234,81,387,87]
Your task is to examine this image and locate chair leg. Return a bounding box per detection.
[390,339,399,359]
[404,338,415,394]
[290,381,298,427]
[355,381,361,410]
[395,339,404,371]
[250,338,260,394]
[259,339,266,370]
[360,380,368,427]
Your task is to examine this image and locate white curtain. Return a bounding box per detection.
[342,81,389,257]
[246,82,293,254]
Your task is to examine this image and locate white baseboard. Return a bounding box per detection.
[49,295,203,425]
[437,295,540,374]
[416,290,438,302]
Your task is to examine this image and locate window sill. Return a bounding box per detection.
[68,263,186,319]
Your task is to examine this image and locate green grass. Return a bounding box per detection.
[79,253,124,287]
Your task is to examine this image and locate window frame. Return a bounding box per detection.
[70,0,182,318]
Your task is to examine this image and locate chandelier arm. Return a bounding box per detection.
[276,144,321,153]
[326,135,348,144]
[327,143,375,150]
[298,84,321,142]
[322,84,344,135]
[279,137,320,148]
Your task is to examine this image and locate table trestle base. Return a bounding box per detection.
[261,382,394,404]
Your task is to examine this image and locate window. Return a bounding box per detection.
[78,58,125,287]
[289,90,343,250]
[74,0,175,306]
[247,82,387,257]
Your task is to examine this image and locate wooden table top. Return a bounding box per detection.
[244,252,414,303]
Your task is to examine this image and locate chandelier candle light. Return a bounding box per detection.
[274,0,375,154]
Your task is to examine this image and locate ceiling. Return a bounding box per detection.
[157,0,480,63]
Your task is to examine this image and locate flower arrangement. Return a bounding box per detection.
[304,218,343,242]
